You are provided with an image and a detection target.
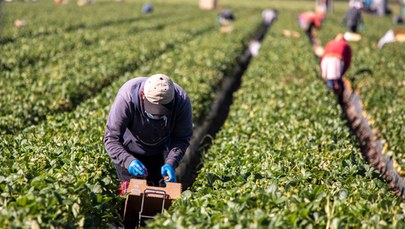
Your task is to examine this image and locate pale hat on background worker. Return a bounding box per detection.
[143,74,175,116]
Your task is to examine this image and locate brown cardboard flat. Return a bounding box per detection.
[199,0,216,10]
[394,29,405,42]
[123,179,182,228]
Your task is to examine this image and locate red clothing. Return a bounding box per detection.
[299,11,323,28]
[321,39,352,74]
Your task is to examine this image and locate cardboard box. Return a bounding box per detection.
[123,179,182,228]
[394,28,405,42]
[199,0,216,10]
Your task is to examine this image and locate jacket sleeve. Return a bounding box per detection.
[342,44,352,75]
[165,95,193,168]
[314,17,321,28]
[359,11,364,24]
[104,93,137,169]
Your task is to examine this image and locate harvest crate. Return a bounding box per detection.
[123,179,181,228]
[199,0,216,10]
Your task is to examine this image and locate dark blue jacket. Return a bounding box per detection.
[344,7,363,28]
[104,77,193,169]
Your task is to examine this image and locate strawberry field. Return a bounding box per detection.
[151,4,405,227]
[1,0,404,228]
[315,4,405,172]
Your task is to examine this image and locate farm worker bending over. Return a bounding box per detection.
[298,11,325,42]
[217,9,235,25]
[104,74,193,188]
[142,3,153,14]
[320,34,352,93]
[262,9,277,26]
[342,6,364,33]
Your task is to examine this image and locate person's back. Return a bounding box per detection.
[322,36,352,74]
[299,11,324,28]
[298,11,324,43]
[299,11,316,24]
[320,34,352,92]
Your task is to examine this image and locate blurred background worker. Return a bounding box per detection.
[104,74,193,189]
[262,8,277,26]
[217,9,235,33]
[217,9,235,25]
[315,0,332,14]
[377,28,405,48]
[248,40,261,57]
[298,11,325,42]
[342,5,364,34]
[320,34,352,93]
[142,3,153,13]
[14,19,27,28]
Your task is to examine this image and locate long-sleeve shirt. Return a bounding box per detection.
[298,11,323,28]
[104,77,193,170]
[321,39,352,75]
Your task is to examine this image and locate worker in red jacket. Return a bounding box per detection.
[298,11,325,42]
[320,34,352,92]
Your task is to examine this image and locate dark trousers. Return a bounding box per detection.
[305,24,315,45]
[115,153,164,186]
[348,23,358,33]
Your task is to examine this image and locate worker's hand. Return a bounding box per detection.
[128,160,148,177]
[359,23,365,31]
[161,164,176,183]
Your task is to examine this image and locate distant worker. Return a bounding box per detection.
[377,28,405,48]
[320,34,352,93]
[348,0,363,9]
[14,19,27,28]
[262,9,277,26]
[142,3,153,13]
[392,0,405,24]
[77,0,94,6]
[104,74,193,190]
[298,11,325,42]
[342,6,364,33]
[217,9,235,25]
[248,40,261,57]
[316,0,331,14]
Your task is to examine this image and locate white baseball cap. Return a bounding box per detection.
[143,74,175,115]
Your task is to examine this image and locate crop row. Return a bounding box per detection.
[0,6,262,227]
[0,12,198,71]
[148,8,404,228]
[0,4,219,135]
[316,5,405,172]
[1,1,196,40]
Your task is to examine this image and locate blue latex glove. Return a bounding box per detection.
[128,160,148,177]
[161,164,176,183]
[359,22,365,31]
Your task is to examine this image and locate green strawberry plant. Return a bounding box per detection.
[0,2,261,227]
